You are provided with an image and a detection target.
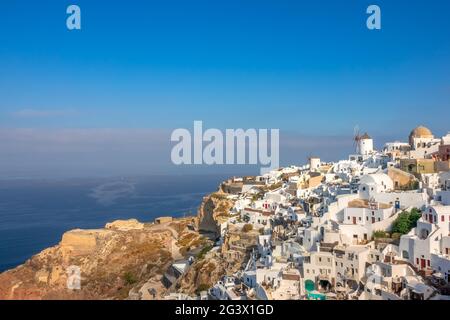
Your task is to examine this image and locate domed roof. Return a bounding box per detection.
[410,126,433,138]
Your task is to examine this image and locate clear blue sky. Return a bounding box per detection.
[0,0,449,177]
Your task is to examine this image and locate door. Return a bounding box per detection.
[353,217,357,225]
[420,259,426,269]
[372,217,375,223]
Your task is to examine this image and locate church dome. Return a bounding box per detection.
[409,126,433,139]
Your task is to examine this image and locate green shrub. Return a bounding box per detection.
[392,208,421,235]
[123,271,137,285]
[373,230,388,239]
[391,232,402,240]
[409,208,422,228]
[196,245,213,260]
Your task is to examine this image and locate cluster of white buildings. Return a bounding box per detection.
[195,126,450,300]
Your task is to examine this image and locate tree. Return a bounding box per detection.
[392,212,410,234]
[408,208,422,228]
[392,208,421,235]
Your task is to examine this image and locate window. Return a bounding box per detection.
[402,250,409,259]
[420,229,429,239]
[442,215,445,222]
[359,217,362,221]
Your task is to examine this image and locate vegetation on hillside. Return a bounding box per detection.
[123,271,137,285]
[196,245,213,260]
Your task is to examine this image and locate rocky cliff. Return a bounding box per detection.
[0,187,243,300]
[197,191,234,238]
[0,218,195,300]
[175,223,260,295]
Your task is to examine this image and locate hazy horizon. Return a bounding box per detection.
[1,0,449,178]
[0,128,434,179]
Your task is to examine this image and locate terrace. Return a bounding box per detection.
[348,198,391,209]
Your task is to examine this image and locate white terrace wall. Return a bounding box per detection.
[371,191,428,210]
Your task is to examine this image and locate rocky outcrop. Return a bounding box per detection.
[0,181,240,300]
[176,253,227,294]
[105,219,144,231]
[197,192,234,238]
[60,229,108,258]
[0,218,192,300]
[175,224,259,295]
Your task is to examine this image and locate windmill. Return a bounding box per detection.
[353,125,362,154]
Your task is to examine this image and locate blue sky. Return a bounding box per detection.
[0,0,449,177]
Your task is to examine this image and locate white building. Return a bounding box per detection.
[359,133,374,156]
[399,205,450,272]
[303,249,335,291]
[359,173,394,198]
[334,245,371,285]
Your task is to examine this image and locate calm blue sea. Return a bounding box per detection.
[0,174,229,272]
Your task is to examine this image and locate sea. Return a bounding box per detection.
[0,174,230,272]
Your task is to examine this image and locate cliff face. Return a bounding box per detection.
[0,187,242,300]
[197,192,234,238]
[0,219,192,300]
[175,224,260,295]
[176,253,227,294]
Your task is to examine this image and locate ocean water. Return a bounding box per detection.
[0,174,229,272]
